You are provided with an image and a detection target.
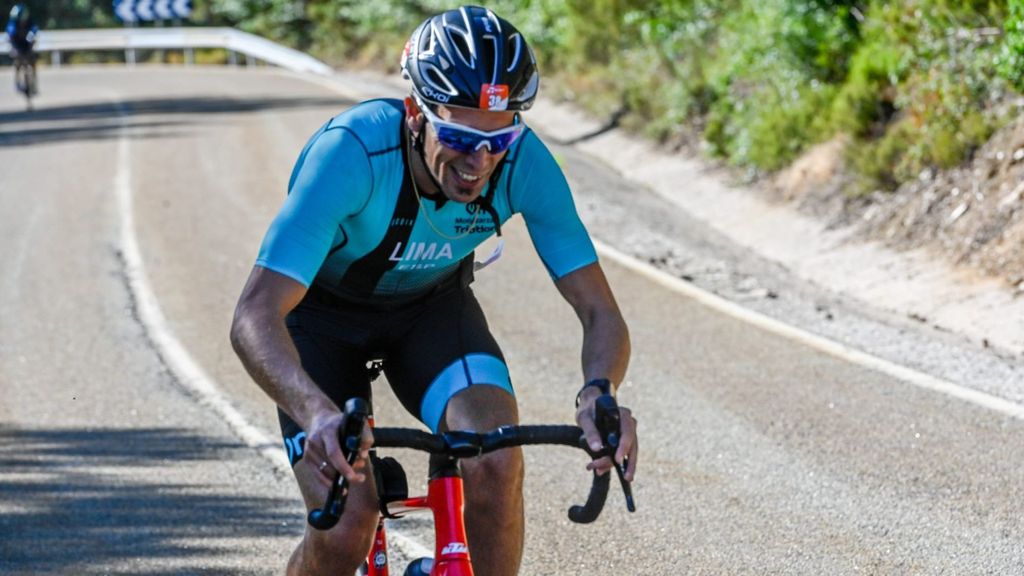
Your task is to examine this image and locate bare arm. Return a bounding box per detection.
[229,266,366,484]
[555,262,631,386]
[555,261,637,480]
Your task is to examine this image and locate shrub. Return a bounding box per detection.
[997,0,1024,90]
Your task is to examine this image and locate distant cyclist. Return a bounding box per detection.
[6,3,38,97]
[231,5,639,575]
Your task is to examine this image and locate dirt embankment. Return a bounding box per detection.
[772,118,1024,294]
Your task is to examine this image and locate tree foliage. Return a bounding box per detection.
[46,0,1020,193]
[7,0,118,29]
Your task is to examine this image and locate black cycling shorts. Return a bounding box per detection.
[278,283,513,467]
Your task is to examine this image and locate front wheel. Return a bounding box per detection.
[403,557,434,576]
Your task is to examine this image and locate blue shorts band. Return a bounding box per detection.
[420,354,514,433]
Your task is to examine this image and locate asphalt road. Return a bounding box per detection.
[1,67,1022,575]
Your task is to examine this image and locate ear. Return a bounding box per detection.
[404,96,425,136]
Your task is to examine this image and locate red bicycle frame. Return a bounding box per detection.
[309,396,632,576]
[364,474,472,575]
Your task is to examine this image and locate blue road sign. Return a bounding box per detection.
[114,0,193,23]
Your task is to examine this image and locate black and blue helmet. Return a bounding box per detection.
[400,6,539,112]
[9,3,30,24]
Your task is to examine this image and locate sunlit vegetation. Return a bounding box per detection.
[26,0,1020,194]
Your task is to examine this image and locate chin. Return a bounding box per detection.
[444,183,483,203]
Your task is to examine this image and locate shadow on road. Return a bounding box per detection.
[0,95,357,147]
[0,426,299,575]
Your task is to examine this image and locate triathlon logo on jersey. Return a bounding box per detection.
[455,202,495,234]
[480,84,510,111]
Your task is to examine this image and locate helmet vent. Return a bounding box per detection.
[481,36,499,85]
[422,63,459,97]
[446,27,475,70]
[506,34,522,73]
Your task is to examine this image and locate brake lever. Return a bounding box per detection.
[594,394,636,513]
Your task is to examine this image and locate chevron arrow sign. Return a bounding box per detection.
[113,0,193,22]
[152,0,172,20]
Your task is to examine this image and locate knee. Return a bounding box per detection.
[461,447,524,511]
[300,494,380,574]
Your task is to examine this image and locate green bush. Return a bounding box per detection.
[830,41,906,137]
[203,0,1017,194]
[998,0,1024,90]
[848,118,915,192]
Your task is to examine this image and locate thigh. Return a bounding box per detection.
[279,307,373,467]
[384,287,515,432]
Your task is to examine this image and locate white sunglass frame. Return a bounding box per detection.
[414,95,523,153]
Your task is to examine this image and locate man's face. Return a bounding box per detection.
[416,102,517,204]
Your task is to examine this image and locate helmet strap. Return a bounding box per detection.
[411,124,448,206]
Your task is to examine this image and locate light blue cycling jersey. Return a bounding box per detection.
[256,98,597,302]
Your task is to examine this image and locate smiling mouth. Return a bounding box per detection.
[454,168,482,183]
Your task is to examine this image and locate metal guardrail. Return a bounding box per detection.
[1,27,334,75]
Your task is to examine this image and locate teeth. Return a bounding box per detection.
[456,170,481,182]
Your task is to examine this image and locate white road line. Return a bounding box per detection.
[113,102,433,560]
[113,103,292,477]
[595,240,1024,420]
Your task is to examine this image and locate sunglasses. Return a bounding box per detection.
[415,96,524,154]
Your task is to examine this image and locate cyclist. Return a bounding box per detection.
[230,6,639,575]
[6,3,38,96]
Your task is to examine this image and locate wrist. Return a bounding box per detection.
[575,378,613,408]
[296,396,338,431]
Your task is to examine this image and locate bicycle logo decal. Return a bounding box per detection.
[441,542,468,555]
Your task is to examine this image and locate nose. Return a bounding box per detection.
[463,146,491,169]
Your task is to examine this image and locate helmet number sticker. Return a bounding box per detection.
[480,84,510,111]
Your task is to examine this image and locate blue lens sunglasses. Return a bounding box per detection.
[415,95,524,154]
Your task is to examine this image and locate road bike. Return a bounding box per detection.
[309,365,636,575]
[12,52,37,110]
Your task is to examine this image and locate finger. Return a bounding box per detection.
[576,410,603,453]
[358,426,374,459]
[586,455,613,476]
[625,438,639,482]
[614,409,635,463]
[616,412,639,481]
[321,428,363,483]
[302,444,334,488]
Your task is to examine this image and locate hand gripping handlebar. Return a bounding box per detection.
[306,399,370,530]
[309,396,635,530]
[569,393,636,522]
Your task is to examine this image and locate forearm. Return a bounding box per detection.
[579,310,631,391]
[230,308,335,429]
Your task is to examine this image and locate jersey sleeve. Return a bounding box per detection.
[255,125,373,286]
[511,131,598,280]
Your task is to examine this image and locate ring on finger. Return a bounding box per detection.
[318,460,329,472]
